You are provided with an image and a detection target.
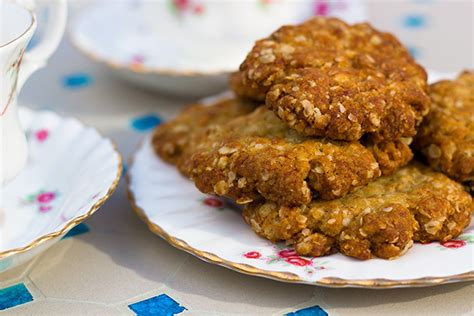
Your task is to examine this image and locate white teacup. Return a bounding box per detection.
[0,0,67,184]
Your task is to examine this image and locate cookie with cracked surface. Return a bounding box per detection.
[413,71,474,192]
[243,163,473,260]
[232,17,430,141]
[185,106,413,205]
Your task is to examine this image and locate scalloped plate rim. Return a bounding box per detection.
[0,107,122,262]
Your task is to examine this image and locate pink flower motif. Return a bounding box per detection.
[441,240,466,248]
[37,192,56,204]
[285,256,312,266]
[203,197,223,208]
[244,251,261,259]
[314,0,329,16]
[278,249,298,258]
[39,205,52,213]
[173,0,189,10]
[131,55,145,64]
[35,129,49,142]
[193,3,204,14]
[171,0,203,15]
[23,190,59,214]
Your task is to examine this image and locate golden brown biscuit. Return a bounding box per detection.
[232,17,430,141]
[152,97,255,165]
[413,71,474,192]
[185,105,413,205]
[243,163,473,260]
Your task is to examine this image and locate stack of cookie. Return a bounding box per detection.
[152,18,473,260]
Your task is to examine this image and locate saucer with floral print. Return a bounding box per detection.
[69,0,343,97]
[128,89,473,288]
[0,107,121,273]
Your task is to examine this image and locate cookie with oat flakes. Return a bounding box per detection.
[184,105,413,205]
[413,71,474,193]
[152,97,256,166]
[231,17,430,142]
[243,163,473,260]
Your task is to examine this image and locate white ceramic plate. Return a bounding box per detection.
[69,0,364,97]
[69,1,229,97]
[128,134,473,288]
[0,107,122,273]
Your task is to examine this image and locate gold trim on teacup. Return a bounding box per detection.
[0,4,35,48]
[0,110,123,261]
[1,49,25,116]
[126,139,474,288]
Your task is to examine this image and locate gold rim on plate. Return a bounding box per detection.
[126,142,474,288]
[0,111,123,261]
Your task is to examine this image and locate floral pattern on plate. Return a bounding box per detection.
[244,247,329,276]
[0,107,121,273]
[22,190,59,213]
[439,232,474,250]
[169,0,205,16]
[202,196,225,210]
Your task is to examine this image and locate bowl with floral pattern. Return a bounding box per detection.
[0,107,121,274]
[127,89,473,288]
[69,0,366,97]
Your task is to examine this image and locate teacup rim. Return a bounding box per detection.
[0,1,36,49]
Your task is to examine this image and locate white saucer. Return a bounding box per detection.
[0,107,121,273]
[69,1,319,97]
[69,1,227,97]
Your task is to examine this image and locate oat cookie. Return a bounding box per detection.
[152,98,255,166]
[413,71,474,192]
[186,106,413,205]
[232,17,430,141]
[243,163,473,260]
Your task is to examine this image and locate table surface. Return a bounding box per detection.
[1,12,474,316]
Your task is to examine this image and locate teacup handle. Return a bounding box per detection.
[16,0,67,89]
